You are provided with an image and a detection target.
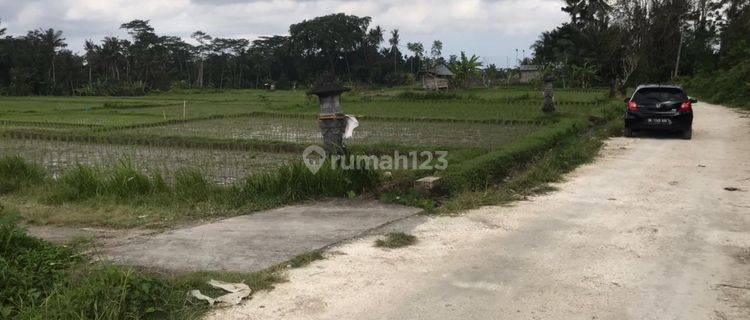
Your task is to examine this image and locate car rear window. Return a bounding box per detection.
[633,88,686,104]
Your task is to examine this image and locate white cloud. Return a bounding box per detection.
[0,0,568,65]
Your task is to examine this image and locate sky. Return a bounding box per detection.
[0,0,568,67]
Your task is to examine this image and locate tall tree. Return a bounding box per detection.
[191,31,212,87]
[389,29,400,74]
[27,28,66,91]
[406,42,424,73]
[430,40,443,65]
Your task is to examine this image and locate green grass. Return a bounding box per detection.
[0,87,609,127]
[0,155,45,194]
[440,112,622,213]
[0,206,324,319]
[0,155,379,228]
[0,86,616,228]
[374,232,417,248]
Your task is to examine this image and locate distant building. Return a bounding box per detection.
[518,65,541,84]
[422,64,454,90]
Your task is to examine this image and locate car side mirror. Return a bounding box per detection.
[689,98,698,104]
[623,98,630,103]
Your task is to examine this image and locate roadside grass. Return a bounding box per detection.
[0,156,379,228]
[0,155,45,194]
[0,205,325,319]
[440,117,622,213]
[374,232,418,248]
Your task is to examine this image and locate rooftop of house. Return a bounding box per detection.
[518,65,540,72]
[425,64,455,77]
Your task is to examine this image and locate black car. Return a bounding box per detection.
[624,84,697,139]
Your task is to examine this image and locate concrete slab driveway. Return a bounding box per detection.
[104,199,421,272]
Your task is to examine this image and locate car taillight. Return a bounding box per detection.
[627,101,639,112]
[680,101,692,113]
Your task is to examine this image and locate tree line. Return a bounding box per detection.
[0,14,483,96]
[531,0,750,95]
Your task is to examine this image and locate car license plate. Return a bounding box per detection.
[647,118,672,125]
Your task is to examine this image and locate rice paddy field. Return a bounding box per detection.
[0,86,610,183]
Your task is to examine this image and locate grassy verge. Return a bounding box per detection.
[0,207,323,319]
[440,115,622,213]
[0,157,379,228]
[376,101,622,214]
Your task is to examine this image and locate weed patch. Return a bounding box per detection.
[0,155,45,194]
[374,232,417,248]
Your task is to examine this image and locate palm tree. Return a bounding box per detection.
[389,29,400,74]
[363,26,384,66]
[571,62,599,88]
[406,42,424,74]
[431,40,443,65]
[450,51,483,88]
[30,28,67,85]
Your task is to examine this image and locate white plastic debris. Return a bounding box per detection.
[344,115,359,139]
[190,280,252,307]
[190,290,215,305]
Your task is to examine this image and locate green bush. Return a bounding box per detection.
[0,155,45,194]
[682,59,750,109]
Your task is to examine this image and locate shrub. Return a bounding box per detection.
[682,59,750,109]
[0,155,45,194]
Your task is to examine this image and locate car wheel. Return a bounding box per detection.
[682,128,693,140]
[624,127,634,137]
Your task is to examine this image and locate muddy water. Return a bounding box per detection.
[0,138,297,185]
[125,117,541,149]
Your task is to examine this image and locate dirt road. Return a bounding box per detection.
[209,103,750,320]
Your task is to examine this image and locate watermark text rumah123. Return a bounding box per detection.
[302,145,448,174]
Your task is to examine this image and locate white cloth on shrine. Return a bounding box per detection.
[344,115,359,139]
